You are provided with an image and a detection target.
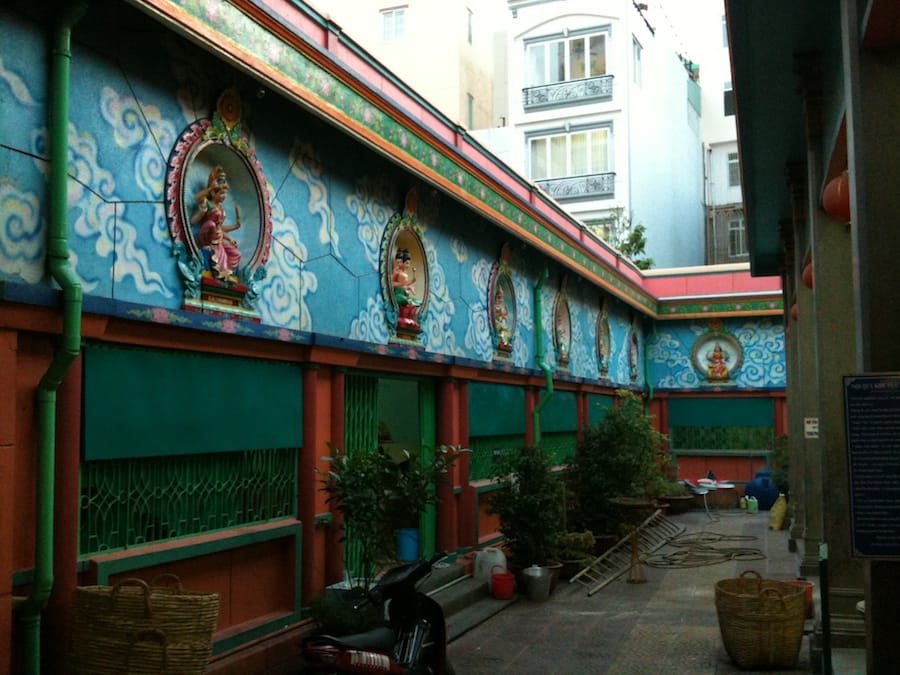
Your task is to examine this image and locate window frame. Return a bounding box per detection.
[728,215,748,257]
[525,27,610,87]
[382,6,407,42]
[527,124,613,181]
[727,152,740,187]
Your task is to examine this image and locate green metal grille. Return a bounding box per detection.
[343,374,380,579]
[668,426,774,450]
[468,434,523,481]
[540,431,577,466]
[79,448,297,556]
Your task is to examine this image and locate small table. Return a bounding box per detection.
[608,497,662,584]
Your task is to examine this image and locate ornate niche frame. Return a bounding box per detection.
[488,243,516,359]
[380,187,429,342]
[692,325,743,385]
[165,88,272,320]
[596,297,611,378]
[553,277,571,367]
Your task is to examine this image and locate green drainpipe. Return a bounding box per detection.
[532,268,553,446]
[19,3,87,673]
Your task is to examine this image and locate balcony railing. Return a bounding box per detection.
[523,74,615,110]
[535,172,616,201]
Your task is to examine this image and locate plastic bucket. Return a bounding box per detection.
[397,528,420,562]
[787,579,815,619]
[491,565,515,600]
[522,565,552,602]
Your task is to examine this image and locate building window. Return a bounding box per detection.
[382,7,407,42]
[529,127,611,180]
[727,152,740,187]
[467,93,475,128]
[467,8,473,45]
[632,38,642,86]
[728,216,747,257]
[526,31,608,87]
[722,15,728,48]
[724,81,735,116]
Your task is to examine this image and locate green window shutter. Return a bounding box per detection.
[469,383,526,436]
[83,345,303,460]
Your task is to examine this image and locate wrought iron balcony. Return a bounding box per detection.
[522,74,614,110]
[535,172,616,201]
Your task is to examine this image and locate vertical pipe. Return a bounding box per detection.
[532,268,553,446]
[19,3,88,673]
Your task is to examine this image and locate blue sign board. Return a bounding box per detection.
[844,374,900,558]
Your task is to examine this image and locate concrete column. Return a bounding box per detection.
[811,209,864,646]
[843,1,900,669]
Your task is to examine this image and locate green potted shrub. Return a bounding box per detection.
[319,443,457,588]
[569,390,665,536]
[487,446,565,570]
[551,530,596,580]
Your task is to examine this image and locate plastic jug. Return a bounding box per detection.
[747,496,759,514]
[474,547,507,592]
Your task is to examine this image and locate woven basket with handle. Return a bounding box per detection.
[715,570,806,669]
[69,574,219,674]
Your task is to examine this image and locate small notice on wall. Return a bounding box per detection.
[844,374,900,558]
[804,417,819,438]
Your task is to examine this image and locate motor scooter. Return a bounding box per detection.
[301,552,455,674]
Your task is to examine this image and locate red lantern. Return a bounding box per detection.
[822,170,851,222]
[802,260,814,289]
[790,303,799,321]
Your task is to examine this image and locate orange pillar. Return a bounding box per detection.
[457,381,475,549]
[326,368,345,585]
[436,379,459,553]
[45,355,82,673]
[525,387,538,446]
[300,366,332,602]
[0,330,16,675]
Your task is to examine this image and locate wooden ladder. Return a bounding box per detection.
[569,509,686,596]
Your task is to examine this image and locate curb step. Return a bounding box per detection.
[426,570,519,642]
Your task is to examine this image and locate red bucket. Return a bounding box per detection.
[491,564,515,600]
[787,579,815,619]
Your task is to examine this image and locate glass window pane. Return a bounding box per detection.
[550,135,567,177]
[591,130,609,172]
[569,38,586,80]
[571,132,588,175]
[549,41,565,83]
[527,44,546,86]
[590,35,607,76]
[531,138,547,179]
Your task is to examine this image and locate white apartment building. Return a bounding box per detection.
[476,0,707,269]
[308,0,504,129]
[662,0,745,264]
[307,0,740,270]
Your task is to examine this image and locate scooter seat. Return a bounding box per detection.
[311,626,396,651]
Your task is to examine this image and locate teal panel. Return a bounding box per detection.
[84,345,303,459]
[541,390,577,433]
[468,383,525,436]
[587,394,614,425]
[668,397,774,427]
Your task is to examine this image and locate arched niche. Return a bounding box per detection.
[165,89,272,317]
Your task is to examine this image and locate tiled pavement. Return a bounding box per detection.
[447,509,866,675]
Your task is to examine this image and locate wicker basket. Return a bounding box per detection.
[69,575,220,674]
[715,570,806,670]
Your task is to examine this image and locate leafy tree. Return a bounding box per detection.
[587,208,654,270]
[569,390,665,535]
[488,446,565,566]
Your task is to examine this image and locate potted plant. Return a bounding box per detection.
[319,443,457,588]
[487,446,565,571]
[551,530,596,581]
[569,390,664,536]
[645,452,694,514]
